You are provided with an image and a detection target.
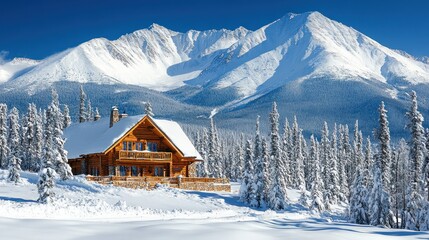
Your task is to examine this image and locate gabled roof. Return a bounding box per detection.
[64,115,202,160]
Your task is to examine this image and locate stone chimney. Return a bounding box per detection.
[94,113,101,121]
[119,112,128,120]
[94,107,101,121]
[110,106,119,128]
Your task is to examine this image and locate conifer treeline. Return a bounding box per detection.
[193,91,429,231]
[0,89,73,203]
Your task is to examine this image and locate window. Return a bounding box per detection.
[148,142,158,151]
[131,166,139,176]
[154,166,164,176]
[120,166,127,176]
[91,167,99,176]
[136,142,144,151]
[122,141,133,150]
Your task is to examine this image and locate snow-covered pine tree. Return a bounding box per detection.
[406,91,426,192]
[349,157,369,224]
[240,139,257,206]
[79,85,87,123]
[196,129,209,177]
[218,141,226,178]
[292,116,305,190]
[301,131,309,190]
[309,135,325,212]
[63,104,71,129]
[281,118,292,186]
[0,104,9,169]
[207,117,222,178]
[145,102,154,117]
[338,124,350,203]
[261,137,270,207]
[7,107,22,183]
[352,120,363,186]
[403,91,426,230]
[37,157,55,204]
[349,136,370,224]
[328,123,340,204]
[86,98,93,122]
[194,131,203,177]
[363,136,373,192]
[320,122,332,208]
[30,109,44,172]
[21,103,37,171]
[38,107,56,204]
[254,116,262,169]
[369,101,394,228]
[425,128,429,201]
[234,134,245,181]
[253,116,265,207]
[267,102,288,210]
[392,139,409,228]
[50,89,72,180]
[224,149,233,180]
[215,122,223,178]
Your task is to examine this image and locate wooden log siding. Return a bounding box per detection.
[119,150,172,161]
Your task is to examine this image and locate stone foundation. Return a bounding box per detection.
[86,176,231,192]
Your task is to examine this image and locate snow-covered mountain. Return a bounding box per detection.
[1,11,429,136]
[0,58,39,84]
[180,12,429,107]
[0,24,249,93]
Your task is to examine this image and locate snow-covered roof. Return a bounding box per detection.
[64,115,202,160]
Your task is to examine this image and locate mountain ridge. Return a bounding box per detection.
[1,11,429,136]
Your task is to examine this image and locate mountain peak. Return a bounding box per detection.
[148,23,172,32]
[2,11,429,98]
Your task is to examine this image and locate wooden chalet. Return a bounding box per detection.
[64,107,203,179]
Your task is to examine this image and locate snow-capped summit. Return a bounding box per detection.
[1,12,429,136]
[185,11,429,103]
[1,24,250,93]
[3,11,429,97]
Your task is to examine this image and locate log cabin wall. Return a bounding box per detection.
[69,159,82,174]
[68,116,198,178]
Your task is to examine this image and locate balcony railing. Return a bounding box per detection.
[119,150,172,161]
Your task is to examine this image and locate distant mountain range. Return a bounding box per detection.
[1,12,429,138]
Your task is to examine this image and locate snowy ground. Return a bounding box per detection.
[1,170,428,240]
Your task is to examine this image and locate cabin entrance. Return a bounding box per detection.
[154,166,165,177]
[116,164,170,177]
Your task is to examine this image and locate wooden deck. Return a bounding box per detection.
[86,175,231,192]
[119,150,172,161]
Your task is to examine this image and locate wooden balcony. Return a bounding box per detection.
[118,150,172,162]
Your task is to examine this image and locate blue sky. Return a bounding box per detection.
[1,0,428,60]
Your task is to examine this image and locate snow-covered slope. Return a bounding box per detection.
[0,58,39,83]
[1,170,428,240]
[2,25,249,93]
[2,11,429,136]
[5,12,429,98]
[183,12,429,106]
